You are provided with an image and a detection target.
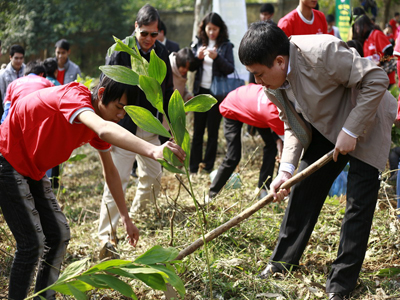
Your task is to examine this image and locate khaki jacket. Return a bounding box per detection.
[265,34,397,170]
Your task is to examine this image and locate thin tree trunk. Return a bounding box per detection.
[383,0,392,25]
[192,0,212,40]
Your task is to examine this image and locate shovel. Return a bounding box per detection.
[164,149,334,299]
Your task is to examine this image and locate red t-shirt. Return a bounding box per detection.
[0,82,111,180]
[394,34,400,87]
[3,74,54,107]
[363,29,395,85]
[57,68,65,85]
[389,18,398,39]
[278,8,327,37]
[219,84,284,136]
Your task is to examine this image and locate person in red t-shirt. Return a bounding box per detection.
[389,12,400,39]
[353,14,395,88]
[277,0,327,37]
[0,76,185,300]
[55,39,81,84]
[393,32,400,88]
[1,60,54,123]
[208,84,284,200]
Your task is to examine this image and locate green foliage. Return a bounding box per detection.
[101,33,218,297]
[124,106,171,138]
[375,267,400,277]
[124,0,194,15]
[76,75,94,90]
[102,35,217,174]
[99,65,140,86]
[26,246,185,299]
[184,94,219,113]
[0,0,131,76]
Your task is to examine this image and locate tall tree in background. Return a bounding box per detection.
[192,0,212,40]
[0,0,131,75]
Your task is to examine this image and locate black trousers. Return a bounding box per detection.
[269,127,380,296]
[209,117,277,197]
[190,87,222,173]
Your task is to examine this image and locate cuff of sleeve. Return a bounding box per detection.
[279,162,295,175]
[342,127,358,138]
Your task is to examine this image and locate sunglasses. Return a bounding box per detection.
[139,29,159,38]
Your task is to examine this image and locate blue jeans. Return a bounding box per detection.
[0,154,70,299]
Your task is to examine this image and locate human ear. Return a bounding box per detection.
[276,55,286,69]
[98,87,105,102]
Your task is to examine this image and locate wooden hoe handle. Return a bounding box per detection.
[176,149,334,260]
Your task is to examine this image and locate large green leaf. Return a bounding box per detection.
[150,264,185,298]
[56,258,89,283]
[114,36,141,60]
[163,146,183,167]
[77,275,109,289]
[124,106,171,138]
[106,36,140,61]
[99,65,139,86]
[157,159,185,174]
[82,259,132,275]
[139,75,165,115]
[134,273,167,291]
[182,130,191,169]
[67,283,87,300]
[50,280,93,295]
[109,266,169,291]
[131,55,149,77]
[134,245,179,265]
[184,94,217,113]
[92,274,137,299]
[148,50,167,85]
[108,266,165,277]
[168,90,186,146]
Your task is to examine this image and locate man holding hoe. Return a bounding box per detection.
[239,22,396,299]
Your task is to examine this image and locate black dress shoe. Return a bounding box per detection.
[328,293,344,300]
[259,263,283,279]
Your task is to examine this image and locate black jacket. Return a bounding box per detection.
[105,39,174,134]
[190,37,235,95]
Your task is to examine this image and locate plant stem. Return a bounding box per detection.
[184,166,213,299]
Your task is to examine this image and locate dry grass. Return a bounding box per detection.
[1,132,400,299]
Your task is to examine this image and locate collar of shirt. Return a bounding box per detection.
[135,36,156,55]
[279,57,291,89]
[296,6,314,24]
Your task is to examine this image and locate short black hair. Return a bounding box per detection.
[260,3,274,14]
[353,7,365,16]
[346,40,364,57]
[159,20,167,35]
[175,47,195,69]
[395,12,400,17]
[10,44,25,57]
[326,14,335,23]
[24,60,45,76]
[55,39,70,51]
[239,22,289,68]
[136,4,160,30]
[43,58,58,78]
[93,75,139,106]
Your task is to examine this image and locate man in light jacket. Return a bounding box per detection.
[239,22,396,300]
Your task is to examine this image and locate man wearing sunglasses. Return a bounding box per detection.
[98,4,174,258]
